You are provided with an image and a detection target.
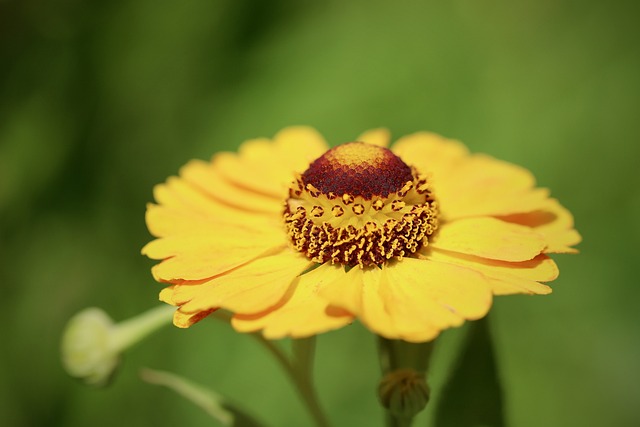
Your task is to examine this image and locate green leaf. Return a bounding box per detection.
[140,368,265,427]
[433,317,505,427]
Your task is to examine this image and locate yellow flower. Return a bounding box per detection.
[143,127,580,342]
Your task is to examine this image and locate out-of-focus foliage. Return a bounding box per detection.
[1,0,638,426]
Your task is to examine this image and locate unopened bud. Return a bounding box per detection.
[61,305,173,387]
[61,308,119,386]
[378,368,430,418]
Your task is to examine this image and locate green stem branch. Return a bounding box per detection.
[254,335,330,427]
[210,313,330,427]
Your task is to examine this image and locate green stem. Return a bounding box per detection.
[111,305,174,352]
[293,337,331,427]
[377,337,434,375]
[140,368,234,425]
[210,313,329,427]
[385,414,414,427]
[253,335,331,427]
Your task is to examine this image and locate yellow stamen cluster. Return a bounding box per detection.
[284,143,438,267]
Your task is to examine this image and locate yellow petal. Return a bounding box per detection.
[149,240,285,283]
[149,176,274,235]
[213,139,288,199]
[272,126,329,170]
[172,308,216,328]
[153,176,252,219]
[391,133,547,218]
[391,132,469,179]
[142,229,284,260]
[359,267,400,339]
[317,266,364,315]
[144,203,274,238]
[381,259,492,341]
[173,250,313,314]
[499,199,581,253]
[320,267,400,339]
[145,204,221,238]
[442,188,550,220]
[180,159,283,214]
[231,264,353,339]
[356,128,391,147]
[435,154,549,219]
[213,128,327,198]
[442,153,535,194]
[426,249,557,295]
[159,286,177,305]
[431,217,547,262]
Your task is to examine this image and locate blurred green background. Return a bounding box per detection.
[1,0,639,426]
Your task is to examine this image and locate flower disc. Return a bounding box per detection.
[301,142,414,199]
[285,142,438,267]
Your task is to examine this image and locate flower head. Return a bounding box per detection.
[143,127,580,342]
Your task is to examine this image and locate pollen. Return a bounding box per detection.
[284,142,438,268]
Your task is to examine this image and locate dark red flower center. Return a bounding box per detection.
[301,142,413,200]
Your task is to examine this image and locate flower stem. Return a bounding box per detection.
[111,305,175,352]
[254,335,331,427]
[377,337,433,375]
[209,312,330,427]
[293,337,331,427]
[385,414,414,427]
